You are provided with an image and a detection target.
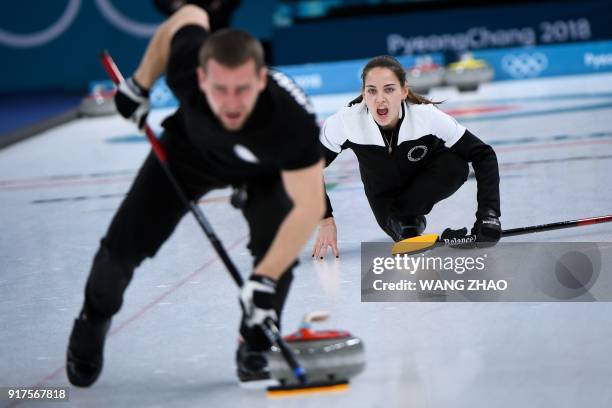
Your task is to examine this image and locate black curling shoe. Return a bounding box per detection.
[387,215,427,241]
[66,316,111,387]
[236,343,276,388]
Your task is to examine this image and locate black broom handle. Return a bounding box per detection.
[502,215,612,237]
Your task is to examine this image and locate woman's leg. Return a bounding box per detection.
[370,152,469,241]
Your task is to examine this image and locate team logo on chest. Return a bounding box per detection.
[407,145,428,162]
[234,144,259,164]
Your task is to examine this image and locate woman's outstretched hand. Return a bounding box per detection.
[311,217,339,259]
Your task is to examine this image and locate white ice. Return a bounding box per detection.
[1,72,611,407]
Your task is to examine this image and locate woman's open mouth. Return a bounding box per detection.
[376,107,389,118]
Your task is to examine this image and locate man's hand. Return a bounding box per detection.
[114,77,150,129]
[312,217,339,259]
[239,275,278,329]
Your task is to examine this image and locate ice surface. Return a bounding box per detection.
[1,73,611,407]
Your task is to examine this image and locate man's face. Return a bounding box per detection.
[197,58,267,131]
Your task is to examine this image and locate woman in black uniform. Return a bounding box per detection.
[312,55,501,258]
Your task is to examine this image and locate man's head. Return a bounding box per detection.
[197,29,267,131]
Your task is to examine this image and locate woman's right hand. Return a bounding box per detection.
[312,217,339,259]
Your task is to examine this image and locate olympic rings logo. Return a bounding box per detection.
[0,0,159,48]
[501,52,549,79]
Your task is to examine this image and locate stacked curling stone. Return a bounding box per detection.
[445,52,494,92]
[406,56,445,94]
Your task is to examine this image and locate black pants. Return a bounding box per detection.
[83,132,295,348]
[368,151,469,239]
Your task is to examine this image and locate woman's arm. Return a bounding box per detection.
[322,146,339,218]
[450,129,501,218]
[313,111,350,258]
[313,145,341,258]
[450,129,502,243]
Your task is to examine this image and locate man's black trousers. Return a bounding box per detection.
[82,131,295,348]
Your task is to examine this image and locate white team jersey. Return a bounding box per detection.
[320,101,466,154]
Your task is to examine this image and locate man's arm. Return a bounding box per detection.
[254,160,326,280]
[133,5,209,89]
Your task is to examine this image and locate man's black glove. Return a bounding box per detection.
[472,209,502,245]
[114,77,150,129]
[239,275,277,327]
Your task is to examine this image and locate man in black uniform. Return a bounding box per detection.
[66,5,324,387]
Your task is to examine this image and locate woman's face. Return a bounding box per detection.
[363,67,408,129]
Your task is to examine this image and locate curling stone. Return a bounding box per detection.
[79,84,117,117]
[445,53,494,92]
[267,311,366,388]
[406,57,445,94]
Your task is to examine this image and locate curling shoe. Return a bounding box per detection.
[236,343,277,389]
[387,215,426,241]
[66,314,111,387]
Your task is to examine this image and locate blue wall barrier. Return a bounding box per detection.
[89,39,612,109]
[90,54,444,109]
[473,41,612,81]
[279,54,444,96]
[273,0,612,65]
[3,1,610,93]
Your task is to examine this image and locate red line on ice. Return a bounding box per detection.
[12,235,249,406]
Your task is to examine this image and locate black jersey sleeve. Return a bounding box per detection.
[277,115,322,171]
[269,71,322,171]
[450,130,501,218]
[166,25,209,102]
